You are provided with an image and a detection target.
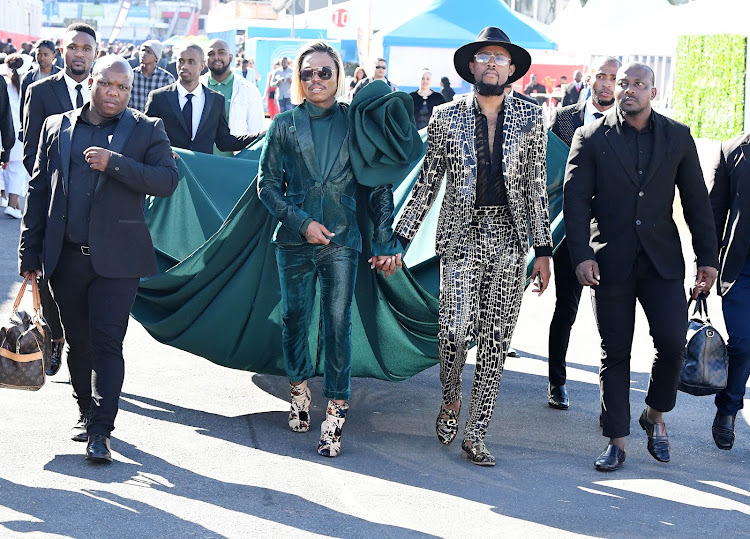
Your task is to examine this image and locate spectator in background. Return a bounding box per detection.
[235,58,258,85]
[352,57,397,98]
[270,56,293,113]
[20,39,61,109]
[264,59,280,119]
[440,76,455,102]
[557,75,568,89]
[158,47,171,70]
[3,54,30,218]
[0,59,15,209]
[348,66,366,100]
[562,69,583,106]
[201,38,264,156]
[523,73,547,105]
[410,68,445,130]
[129,40,174,112]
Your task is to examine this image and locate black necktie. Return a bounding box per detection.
[75,84,83,108]
[183,94,193,140]
[593,112,604,119]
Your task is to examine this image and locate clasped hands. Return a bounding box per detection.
[304,220,402,278]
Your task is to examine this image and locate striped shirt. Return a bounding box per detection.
[130,65,175,112]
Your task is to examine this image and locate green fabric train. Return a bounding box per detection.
[131,130,569,381]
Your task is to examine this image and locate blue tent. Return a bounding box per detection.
[382,0,556,51]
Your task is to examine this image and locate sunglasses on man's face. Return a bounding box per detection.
[300,66,335,81]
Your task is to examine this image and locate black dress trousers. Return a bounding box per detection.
[548,238,583,385]
[591,253,688,439]
[50,244,140,437]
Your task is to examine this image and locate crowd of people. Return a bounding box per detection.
[1,22,748,475]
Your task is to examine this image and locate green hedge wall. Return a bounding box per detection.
[673,34,746,141]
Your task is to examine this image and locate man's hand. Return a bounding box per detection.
[368,253,402,278]
[83,146,111,172]
[23,270,41,279]
[575,259,600,286]
[304,221,334,245]
[692,266,718,299]
[0,162,7,170]
[531,256,552,296]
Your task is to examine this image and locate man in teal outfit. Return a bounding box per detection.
[257,41,402,458]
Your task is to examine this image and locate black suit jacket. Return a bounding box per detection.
[562,82,582,107]
[144,82,255,154]
[22,71,75,175]
[19,65,62,122]
[0,76,15,164]
[563,110,718,284]
[710,132,750,295]
[549,101,585,147]
[19,107,179,280]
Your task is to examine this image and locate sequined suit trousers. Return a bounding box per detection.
[439,206,525,442]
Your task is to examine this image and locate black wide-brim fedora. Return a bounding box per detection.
[454,26,532,85]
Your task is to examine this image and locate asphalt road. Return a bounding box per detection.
[0,140,748,538]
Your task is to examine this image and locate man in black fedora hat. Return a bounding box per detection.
[395,27,553,466]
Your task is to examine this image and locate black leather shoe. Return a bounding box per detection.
[712,411,736,450]
[507,347,517,358]
[594,444,626,471]
[71,410,91,442]
[548,383,569,409]
[45,340,64,376]
[639,409,670,462]
[86,433,112,463]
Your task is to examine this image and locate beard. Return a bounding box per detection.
[475,80,506,96]
[68,65,87,77]
[209,62,230,78]
[594,95,615,107]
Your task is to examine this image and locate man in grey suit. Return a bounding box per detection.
[395,27,552,466]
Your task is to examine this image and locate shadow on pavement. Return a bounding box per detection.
[99,361,750,538]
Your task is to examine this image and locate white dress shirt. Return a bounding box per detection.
[583,98,612,126]
[176,82,205,141]
[63,72,91,109]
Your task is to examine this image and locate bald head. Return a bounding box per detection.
[619,61,654,85]
[206,38,232,80]
[92,54,134,83]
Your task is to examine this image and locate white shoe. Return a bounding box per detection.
[0,197,8,207]
[4,206,22,219]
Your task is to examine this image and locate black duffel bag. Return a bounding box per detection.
[0,275,51,391]
[678,293,728,396]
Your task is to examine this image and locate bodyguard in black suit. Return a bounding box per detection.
[546,57,620,410]
[564,63,718,471]
[22,23,98,377]
[19,56,178,463]
[144,44,259,154]
[709,132,750,450]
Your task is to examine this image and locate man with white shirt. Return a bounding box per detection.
[20,22,97,394]
[545,56,621,410]
[200,39,264,157]
[144,43,260,154]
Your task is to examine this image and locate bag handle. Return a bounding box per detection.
[12,274,42,317]
[687,291,711,323]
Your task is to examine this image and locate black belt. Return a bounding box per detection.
[64,243,90,256]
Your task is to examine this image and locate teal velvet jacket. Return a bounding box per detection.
[258,102,401,256]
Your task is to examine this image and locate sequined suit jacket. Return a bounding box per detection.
[395,92,553,259]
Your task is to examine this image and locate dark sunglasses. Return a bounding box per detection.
[300,66,335,81]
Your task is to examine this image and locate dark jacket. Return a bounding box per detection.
[257,102,400,256]
[710,132,750,295]
[144,82,257,154]
[0,76,14,164]
[19,107,179,280]
[563,109,718,284]
[562,82,583,107]
[20,64,62,120]
[549,101,585,147]
[22,70,73,175]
